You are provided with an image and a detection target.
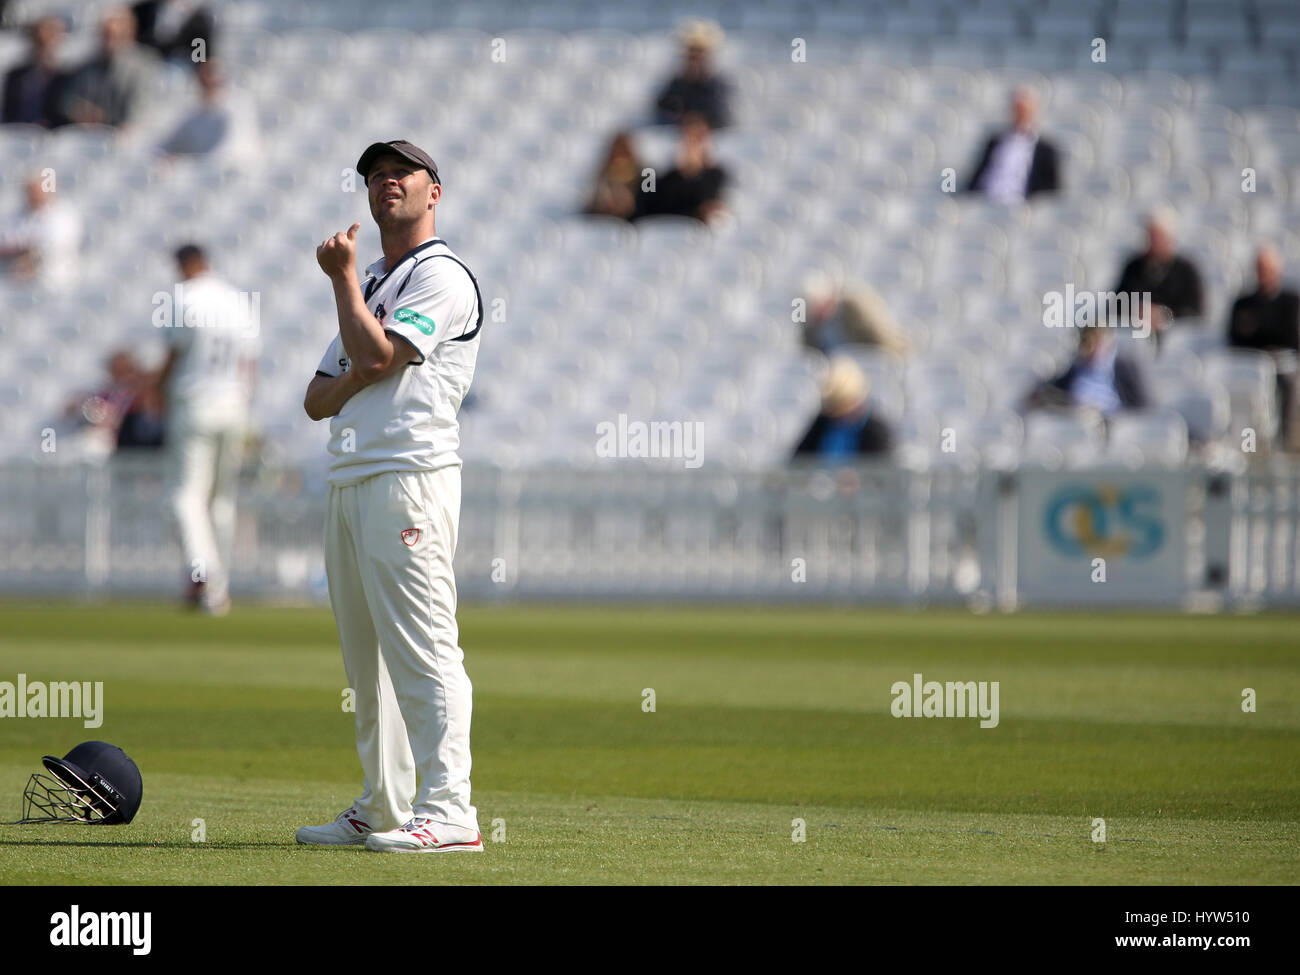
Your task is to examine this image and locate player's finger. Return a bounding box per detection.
[347,223,360,240]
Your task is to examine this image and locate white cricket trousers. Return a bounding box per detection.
[324,465,477,834]
[169,411,244,605]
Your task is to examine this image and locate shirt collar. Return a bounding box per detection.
[363,236,442,280]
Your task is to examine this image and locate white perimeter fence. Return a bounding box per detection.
[1,456,1299,609]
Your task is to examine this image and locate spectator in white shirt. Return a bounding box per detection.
[0,175,82,286]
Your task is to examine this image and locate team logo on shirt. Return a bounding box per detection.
[400,528,421,547]
[375,302,386,322]
[394,307,436,335]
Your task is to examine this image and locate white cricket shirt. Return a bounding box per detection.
[315,237,483,486]
[163,271,260,425]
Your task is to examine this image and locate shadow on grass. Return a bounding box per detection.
[0,838,315,850]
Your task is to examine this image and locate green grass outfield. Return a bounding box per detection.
[0,603,1296,885]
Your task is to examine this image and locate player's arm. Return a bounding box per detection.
[302,337,418,421]
[316,223,409,382]
[304,368,365,421]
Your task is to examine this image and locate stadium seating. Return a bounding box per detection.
[1,0,1298,473]
[1023,410,1107,468]
[1103,409,1191,467]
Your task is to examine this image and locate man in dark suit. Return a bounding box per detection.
[1229,244,1299,352]
[1228,243,1300,449]
[1113,207,1205,345]
[966,87,1061,202]
[1,15,66,127]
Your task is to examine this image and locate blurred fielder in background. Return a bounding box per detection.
[157,243,259,615]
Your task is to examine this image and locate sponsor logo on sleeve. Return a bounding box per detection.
[394,307,436,335]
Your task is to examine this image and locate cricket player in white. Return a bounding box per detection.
[298,140,484,853]
[158,244,259,616]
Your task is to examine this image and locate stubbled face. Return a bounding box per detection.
[366,155,438,228]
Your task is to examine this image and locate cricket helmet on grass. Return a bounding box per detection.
[19,741,143,825]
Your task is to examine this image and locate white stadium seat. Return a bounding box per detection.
[1105,410,1191,467]
[1023,411,1107,469]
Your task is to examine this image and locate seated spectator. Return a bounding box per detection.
[54,5,157,127]
[634,113,728,225]
[583,131,642,220]
[1026,325,1150,416]
[117,370,167,449]
[157,59,258,168]
[1113,207,1204,343]
[654,19,732,129]
[61,351,166,458]
[1228,243,1300,449]
[966,87,1061,202]
[1228,244,1299,352]
[132,0,215,66]
[800,272,911,357]
[1,15,66,127]
[794,357,893,462]
[0,175,82,286]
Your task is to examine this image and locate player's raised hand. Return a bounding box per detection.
[316,223,361,278]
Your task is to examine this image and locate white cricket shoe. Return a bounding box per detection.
[365,817,483,853]
[295,807,374,846]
